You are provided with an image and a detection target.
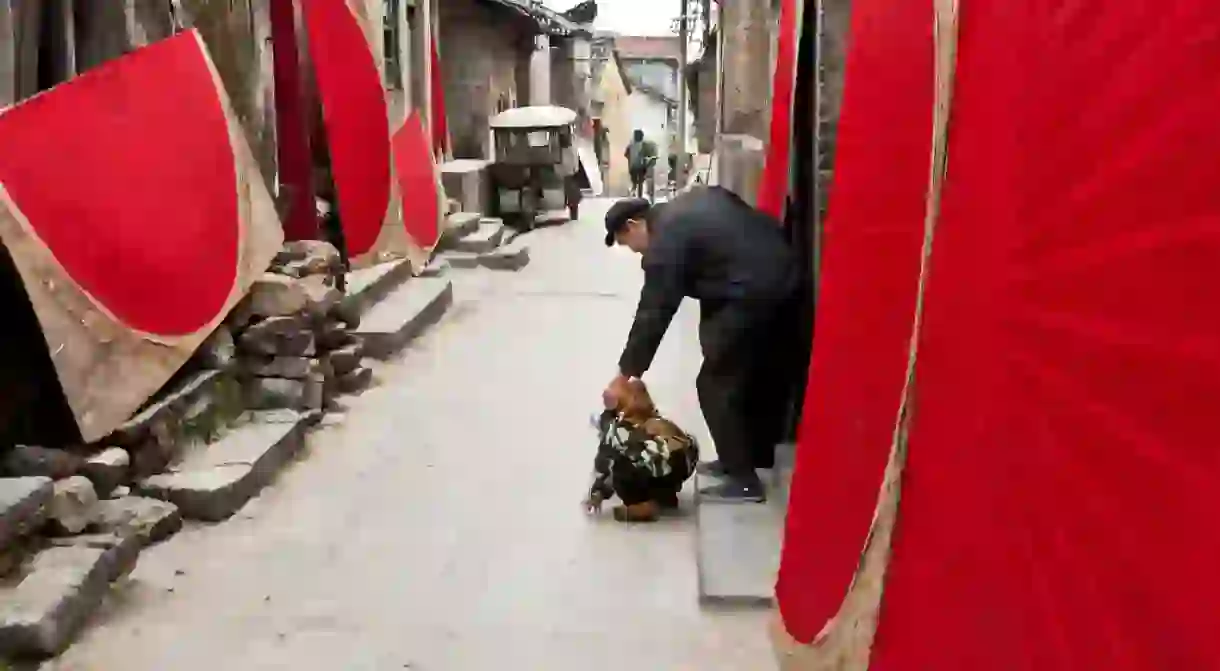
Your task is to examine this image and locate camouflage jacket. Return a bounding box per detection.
[588,410,699,501]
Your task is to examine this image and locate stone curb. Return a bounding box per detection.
[133,411,317,522]
[357,279,454,360]
[0,534,141,658]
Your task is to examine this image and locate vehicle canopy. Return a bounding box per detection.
[489,105,578,130]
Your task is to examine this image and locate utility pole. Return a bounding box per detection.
[676,0,690,189]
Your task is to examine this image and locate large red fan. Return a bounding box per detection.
[300,0,392,257]
[0,31,281,442]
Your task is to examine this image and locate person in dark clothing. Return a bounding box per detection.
[625,129,653,200]
[602,188,800,502]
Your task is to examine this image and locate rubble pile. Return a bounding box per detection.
[232,240,374,413]
[0,448,183,658]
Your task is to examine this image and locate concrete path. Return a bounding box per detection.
[46,199,774,671]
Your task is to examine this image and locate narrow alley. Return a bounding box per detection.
[44,200,774,671]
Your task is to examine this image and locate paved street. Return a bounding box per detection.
[47,199,774,671]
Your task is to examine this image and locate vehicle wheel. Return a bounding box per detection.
[568,202,580,221]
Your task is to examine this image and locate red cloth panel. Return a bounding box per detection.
[301,0,391,257]
[873,2,1220,668]
[430,38,449,159]
[775,0,933,644]
[757,0,799,219]
[0,31,237,337]
[393,111,440,249]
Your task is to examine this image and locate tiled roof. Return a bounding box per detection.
[614,35,682,62]
[478,0,590,37]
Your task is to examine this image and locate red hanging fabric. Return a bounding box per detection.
[756,0,799,220]
[430,35,449,160]
[300,0,392,257]
[872,2,1220,668]
[270,0,316,242]
[774,0,933,645]
[779,0,1220,667]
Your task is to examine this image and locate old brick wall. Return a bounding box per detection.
[438,0,532,159]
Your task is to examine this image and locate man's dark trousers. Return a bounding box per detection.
[696,293,799,481]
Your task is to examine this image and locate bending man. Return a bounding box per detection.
[602,188,799,502]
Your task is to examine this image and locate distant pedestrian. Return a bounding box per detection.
[624,130,653,200]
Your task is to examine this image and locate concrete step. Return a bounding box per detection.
[453,218,505,254]
[436,212,482,252]
[0,534,141,658]
[354,277,453,360]
[439,237,530,272]
[134,410,316,522]
[341,259,415,318]
[481,238,530,271]
[694,445,794,608]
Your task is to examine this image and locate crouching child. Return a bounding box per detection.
[585,378,699,523]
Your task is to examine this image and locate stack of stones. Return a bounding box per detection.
[232,241,373,413]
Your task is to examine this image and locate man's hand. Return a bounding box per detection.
[602,374,630,410]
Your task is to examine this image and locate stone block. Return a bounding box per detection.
[340,260,415,319]
[331,366,373,396]
[0,477,53,550]
[316,320,353,351]
[195,325,236,370]
[329,298,362,330]
[356,278,454,360]
[454,220,506,254]
[244,377,309,411]
[46,477,100,536]
[238,316,316,357]
[0,540,140,657]
[303,373,325,412]
[134,411,316,522]
[694,470,788,607]
[80,448,131,499]
[272,240,341,276]
[93,497,182,546]
[108,370,228,447]
[442,251,483,270]
[420,258,450,278]
[243,356,317,380]
[247,273,310,317]
[437,212,482,252]
[299,275,343,319]
[480,239,531,271]
[0,446,82,480]
[440,159,490,215]
[324,343,364,377]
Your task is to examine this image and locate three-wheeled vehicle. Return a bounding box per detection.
[487,105,583,231]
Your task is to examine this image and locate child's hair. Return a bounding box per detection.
[617,378,655,423]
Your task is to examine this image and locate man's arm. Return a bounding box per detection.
[618,252,684,378]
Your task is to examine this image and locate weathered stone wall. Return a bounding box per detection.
[437,0,532,159]
[180,0,277,188]
[719,0,773,139]
[819,0,851,174]
[688,35,719,153]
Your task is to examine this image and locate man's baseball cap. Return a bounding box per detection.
[603,198,651,247]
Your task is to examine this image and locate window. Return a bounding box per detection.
[384,0,402,89]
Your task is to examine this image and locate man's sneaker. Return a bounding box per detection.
[699,478,767,503]
[696,460,728,478]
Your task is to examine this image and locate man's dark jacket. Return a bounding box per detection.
[618,186,798,377]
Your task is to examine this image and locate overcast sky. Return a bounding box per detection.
[543,0,678,36]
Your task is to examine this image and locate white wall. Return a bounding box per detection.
[529,33,551,105]
[626,90,670,189]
